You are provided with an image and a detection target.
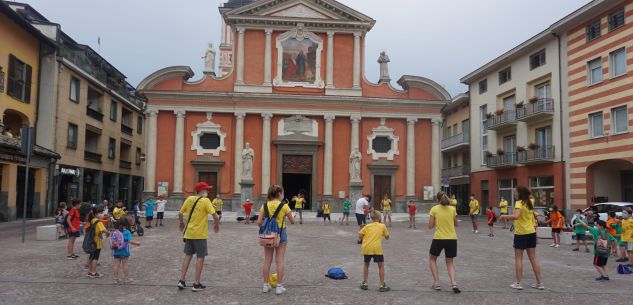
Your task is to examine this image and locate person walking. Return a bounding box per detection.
[381,194,392,227]
[500,186,544,290]
[355,195,370,227]
[428,192,460,293]
[177,182,220,292]
[469,194,480,234]
[547,206,564,248]
[258,185,295,295]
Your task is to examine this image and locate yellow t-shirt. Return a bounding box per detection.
[382,199,392,212]
[211,198,223,212]
[469,199,480,215]
[499,200,508,214]
[179,196,216,239]
[621,219,633,242]
[322,202,330,214]
[450,199,458,206]
[514,200,536,235]
[91,218,106,250]
[359,222,389,255]
[261,200,292,229]
[113,207,126,220]
[292,197,304,209]
[429,205,457,240]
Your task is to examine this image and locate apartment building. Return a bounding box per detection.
[441,93,470,214]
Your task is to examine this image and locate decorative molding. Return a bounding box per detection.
[137,66,194,91]
[145,109,159,117]
[273,23,325,89]
[261,112,273,120]
[269,3,329,19]
[325,87,362,97]
[174,110,186,118]
[190,114,227,156]
[324,114,336,122]
[407,117,418,125]
[366,118,400,161]
[234,84,273,93]
[278,115,318,137]
[235,112,246,119]
[350,114,362,122]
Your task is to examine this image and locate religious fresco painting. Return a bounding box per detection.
[281,37,318,83]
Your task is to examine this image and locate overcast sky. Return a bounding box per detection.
[21,0,590,96]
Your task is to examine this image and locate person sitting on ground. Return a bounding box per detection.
[359,210,390,292]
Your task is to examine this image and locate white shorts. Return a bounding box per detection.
[383,211,392,217]
[626,242,633,252]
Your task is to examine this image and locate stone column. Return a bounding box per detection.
[326,31,334,88]
[264,29,273,86]
[350,114,361,151]
[234,112,246,195]
[431,118,441,195]
[324,115,335,197]
[144,110,158,194]
[236,27,245,85]
[172,110,186,195]
[352,32,361,89]
[261,113,273,195]
[406,118,417,198]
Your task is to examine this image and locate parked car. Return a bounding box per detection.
[582,202,633,222]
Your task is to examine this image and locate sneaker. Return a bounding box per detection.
[616,258,628,262]
[595,276,604,281]
[71,254,79,259]
[509,283,523,290]
[572,248,579,252]
[275,284,286,295]
[262,283,271,293]
[602,276,610,281]
[530,283,545,290]
[192,283,206,292]
[474,230,478,234]
[87,272,103,279]
[360,282,369,290]
[379,283,391,292]
[554,244,560,248]
[66,256,74,260]
[178,280,186,290]
[549,243,556,247]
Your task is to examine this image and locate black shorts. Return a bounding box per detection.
[146,216,153,221]
[68,231,80,238]
[216,211,222,216]
[156,212,164,219]
[429,239,457,258]
[552,228,561,234]
[184,239,208,257]
[364,255,384,263]
[593,255,608,267]
[89,249,101,261]
[323,214,331,220]
[514,233,537,250]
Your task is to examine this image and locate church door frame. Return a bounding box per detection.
[274,139,322,211]
[367,161,398,210]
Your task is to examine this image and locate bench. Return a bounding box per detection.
[36,225,58,241]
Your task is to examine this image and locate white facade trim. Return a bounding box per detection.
[366,118,400,161]
[190,113,227,157]
[273,24,325,88]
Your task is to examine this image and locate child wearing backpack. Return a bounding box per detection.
[111,217,141,284]
[486,206,496,237]
[85,207,109,278]
[359,211,390,292]
[581,220,616,281]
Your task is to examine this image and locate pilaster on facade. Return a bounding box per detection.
[144,109,159,193]
[236,27,246,85]
[352,32,362,90]
[233,112,246,195]
[406,118,418,198]
[173,110,186,195]
[350,114,361,152]
[326,31,335,89]
[261,112,273,195]
[324,114,335,196]
[431,118,442,195]
[264,28,273,86]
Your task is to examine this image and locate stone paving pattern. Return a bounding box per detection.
[0,216,632,305]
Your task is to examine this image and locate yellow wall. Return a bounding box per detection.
[0,13,40,126]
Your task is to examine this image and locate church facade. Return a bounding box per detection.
[138,0,450,212]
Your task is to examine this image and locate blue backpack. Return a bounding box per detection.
[258,202,285,248]
[325,267,348,280]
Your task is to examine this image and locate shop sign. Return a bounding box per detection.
[157,182,169,197]
[60,167,81,177]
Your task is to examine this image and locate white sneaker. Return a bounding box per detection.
[262,283,271,293]
[554,244,560,248]
[474,230,479,234]
[276,284,286,295]
[549,243,556,247]
[530,283,545,290]
[510,283,523,290]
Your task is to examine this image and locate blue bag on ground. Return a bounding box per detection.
[325,267,347,280]
[617,264,632,275]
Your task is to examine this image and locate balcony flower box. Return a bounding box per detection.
[528,96,538,103]
[517,146,526,152]
[495,109,504,116]
[528,143,540,150]
[516,101,524,108]
[486,112,493,119]
[497,148,505,155]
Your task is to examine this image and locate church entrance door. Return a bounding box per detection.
[373,175,391,210]
[281,155,312,210]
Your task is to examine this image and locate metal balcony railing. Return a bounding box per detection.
[441,165,471,178]
[119,160,132,169]
[441,133,470,150]
[486,152,518,168]
[518,146,555,163]
[121,124,133,135]
[487,110,517,130]
[516,98,554,120]
[86,107,104,122]
[84,151,102,163]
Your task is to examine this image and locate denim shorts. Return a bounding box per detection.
[383,211,392,217]
[280,228,288,244]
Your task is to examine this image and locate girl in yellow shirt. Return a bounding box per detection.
[381,194,392,227]
[428,192,460,293]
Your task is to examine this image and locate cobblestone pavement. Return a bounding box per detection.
[1,216,632,305]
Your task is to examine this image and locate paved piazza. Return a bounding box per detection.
[1,217,632,305]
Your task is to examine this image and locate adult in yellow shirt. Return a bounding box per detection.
[87,207,109,278]
[112,201,127,221]
[499,186,543,290]
[468,194,480,234]
[258,185,295,295]
[211,195,224,222]
[381,194,392,227]
[428,192,460,293]
[359,211,390,292]
[499,197,509,229]
[291,194,305,224]
[177,182,220,292]
[621,209,633,266]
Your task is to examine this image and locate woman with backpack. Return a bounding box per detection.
[111,217,141,284]
[499,186,544,290]
[257,185,295,295]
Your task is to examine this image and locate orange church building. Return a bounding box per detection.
[138,0,450,211]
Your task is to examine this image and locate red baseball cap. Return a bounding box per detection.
[195,182,213,193]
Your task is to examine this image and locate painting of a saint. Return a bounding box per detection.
[281,37,318,83]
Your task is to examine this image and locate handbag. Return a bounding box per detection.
[183,196,203,243]
[259,202,285,248]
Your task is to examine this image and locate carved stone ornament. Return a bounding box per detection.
[191,113,227,156]
[273,23,325,88]
[366,118,400,161]
[278,115,318,137]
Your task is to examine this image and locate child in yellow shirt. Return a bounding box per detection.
[359,211,390,292]
[322,201,331,225]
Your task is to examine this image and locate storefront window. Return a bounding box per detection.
[529,176,554,207]
[498,178,517,208]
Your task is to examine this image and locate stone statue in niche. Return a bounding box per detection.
[349,147,362,181]
[378,51,390,83]
[241,142,255,180]
[203,43,216,75]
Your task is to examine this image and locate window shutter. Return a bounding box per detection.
[7,55,17,97]
[24,64,32,102]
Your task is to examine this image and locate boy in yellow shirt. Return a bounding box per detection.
[87,207,109,278]
[469,194,480,234]
[322,201,331,225]
[359,211,390,292]
[621,209,633,267]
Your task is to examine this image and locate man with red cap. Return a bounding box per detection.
[177,181,220,292]
[155,195,167,227]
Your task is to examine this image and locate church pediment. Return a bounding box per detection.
[268,3,332,19]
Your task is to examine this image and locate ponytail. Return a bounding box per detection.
[436,191,450,206]
[267,185,283,201]
[516,186,533,210]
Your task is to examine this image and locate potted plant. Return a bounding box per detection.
[517,146,526,152]
[528,96,538,103]
[484,151,492,158]
[516,101,524,108]
[497,148,505,155]
[495,109,504,116]
[528,143,540,150]
[486,112,494,119]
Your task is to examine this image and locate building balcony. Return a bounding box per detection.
[442,165,471,178]
[86,107,104,122]
[119,160,132,169]
[121,124,133,135]
[517,146,555,164]
[487,110,517,131]
[516,98,554,122]
[486,152,518,168]
[441,133,470,152]
[84,151,102,163]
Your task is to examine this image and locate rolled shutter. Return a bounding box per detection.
[7,54,17,97]
[24,64,32,102]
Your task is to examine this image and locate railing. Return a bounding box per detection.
[518,146,555,163]
[84,151,102,163]
[441,133,470,149]
[119,160,132,169]
[441,165,471,178]
[486,152,518,168]
[487,110,517,129]
[86,107,104,122]
[516,98,554,119]
[121,124,133,135]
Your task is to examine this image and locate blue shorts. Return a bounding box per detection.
[280,228,288,244]
[575,234,586,241]
[343,212,350,216]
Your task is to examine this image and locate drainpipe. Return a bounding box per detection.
[553,32,567,213]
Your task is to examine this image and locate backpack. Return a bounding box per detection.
[110,230,127,250]
[595,230,611,258]
[617,264,633,275]
[325,267,348,280]
[63,210,75,229]
[259,202,285,248]
[82,219,98,254]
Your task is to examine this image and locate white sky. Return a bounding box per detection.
[20,0,590,96]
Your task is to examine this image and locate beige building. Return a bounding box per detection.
[441,93,470,213]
